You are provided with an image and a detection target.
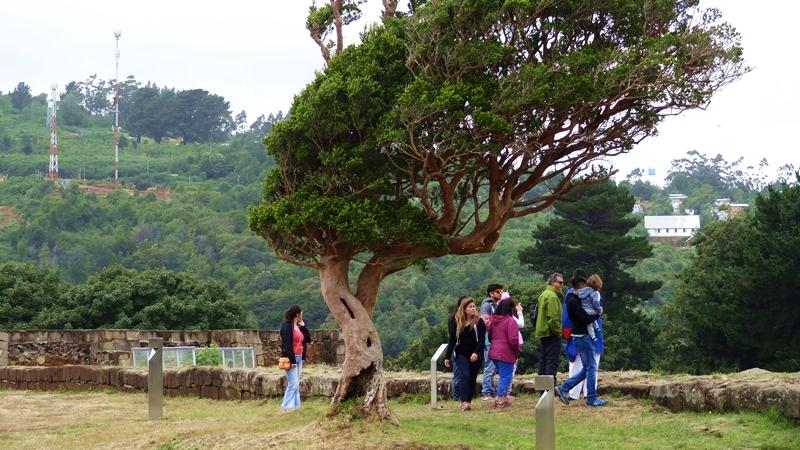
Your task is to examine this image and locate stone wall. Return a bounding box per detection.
[0,365,439,401]
[1,366,798,420]
[0,329,343,367]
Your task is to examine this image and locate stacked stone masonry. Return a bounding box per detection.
[0,329,343,367]
[0,366,798,420]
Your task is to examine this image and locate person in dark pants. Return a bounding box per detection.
[444,297,486,411]
[535,272,564,383]
[448,296,468,400]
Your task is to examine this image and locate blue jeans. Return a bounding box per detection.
[450,352,461,399]
[560,336,598,401]
[493,359,515,398]
[481,346,497,396]
[281,354,303,410]
[453,354,481,402]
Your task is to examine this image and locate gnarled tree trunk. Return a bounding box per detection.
[319,255,396,423]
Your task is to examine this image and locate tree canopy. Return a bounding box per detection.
[249,0,746,420]
[0,263,255,330]
[656,178,800,373]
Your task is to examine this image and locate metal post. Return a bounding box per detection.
[534,375,556,450]
[430,343,448,410]
[147,338,164,420]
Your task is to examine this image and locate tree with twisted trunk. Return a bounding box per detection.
[250,0,746,422]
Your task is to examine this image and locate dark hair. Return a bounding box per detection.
[284,304,302,321]
[455,295,468,312]
[570,269,589,288]
[487,283,503,295]
[494,299,516,316]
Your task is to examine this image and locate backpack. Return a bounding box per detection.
[530,302,539,324]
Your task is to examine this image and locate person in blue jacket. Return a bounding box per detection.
[556,269,607,407]
[561,284,605,401]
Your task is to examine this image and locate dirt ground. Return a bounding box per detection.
[0,205,21,228]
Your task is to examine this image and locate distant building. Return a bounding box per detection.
[633,197,644,214]
[713,198,749,221]
[668,193,688,214]
[644,215,701,245]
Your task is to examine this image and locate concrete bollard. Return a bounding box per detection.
[147,338,164,420]
[534,375,556,450]
[430,343,449,410]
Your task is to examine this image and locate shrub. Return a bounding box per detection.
[196,342,222,366]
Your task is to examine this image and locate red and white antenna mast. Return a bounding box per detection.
[113,30,122,182]
[47,84,59,180]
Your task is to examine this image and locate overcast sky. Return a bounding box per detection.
[2,1,796,184]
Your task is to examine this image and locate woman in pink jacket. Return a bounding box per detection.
[488,299,521,409]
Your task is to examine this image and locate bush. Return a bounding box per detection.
[196,342,222,366]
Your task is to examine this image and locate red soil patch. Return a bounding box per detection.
[77,183,172,201]
[0,204,22,228]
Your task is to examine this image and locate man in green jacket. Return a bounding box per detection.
[535,272,564,382]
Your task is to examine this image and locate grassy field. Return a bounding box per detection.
[0,389,798,449]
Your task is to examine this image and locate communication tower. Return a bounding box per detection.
[47,84,59,180]
[113,30,122,182]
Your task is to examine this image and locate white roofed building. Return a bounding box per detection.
[643,215,701,243]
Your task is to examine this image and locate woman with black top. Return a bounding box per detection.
[280,304,311,411]
[444,297,486,411]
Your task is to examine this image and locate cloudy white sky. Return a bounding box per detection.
[2,1,796,184]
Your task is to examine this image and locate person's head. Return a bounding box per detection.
[455,297,478,334]
[547,272,565,289]
[455,295,468,313]
[500,291,511,302]
[487,283,504,301]
[494,298,516,317]
[587,274,603,291]
[570,269,589,289]
[284,304,303,322]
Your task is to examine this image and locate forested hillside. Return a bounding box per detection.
[1,79,797,371]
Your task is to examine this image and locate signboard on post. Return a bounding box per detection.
[534,375,556,450]
[147,337,164,420]
[430,343,449,410]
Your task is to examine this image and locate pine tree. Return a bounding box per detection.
[518,180,661,369]
[519,180,660,316]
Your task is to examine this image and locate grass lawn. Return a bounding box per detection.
[0,389,798,449]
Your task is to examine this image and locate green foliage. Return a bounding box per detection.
[196,341,222,366]
[0,262,61,329]
[33,265,254,330]
[251,19,447,260]
[10,82,33,110]
[254,1,746,385]
[59,92,91,127]
[656,180,800,373]
[385,321,448,371]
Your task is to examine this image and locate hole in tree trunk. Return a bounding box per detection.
[366,337,372,347]
[340,298,355,319]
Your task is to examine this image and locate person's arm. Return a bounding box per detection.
[475,318,486,357]
[279,321,297,364]
[546,292,561,335]
[508,319,521,356]
[444,316,457,367]
[568,296,599,326]
[299,323,312,343]
[591,291,603,314]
